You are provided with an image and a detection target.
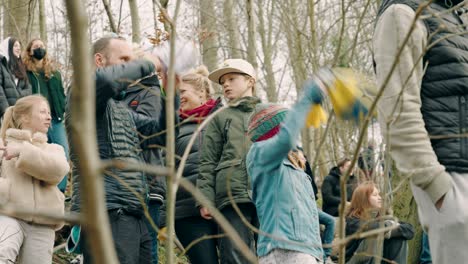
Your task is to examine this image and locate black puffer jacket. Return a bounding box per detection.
[123,76,179,204]
[68,60,165,215]
[0,55,27,117]
[173,98,222,220]
[321,167,357,216]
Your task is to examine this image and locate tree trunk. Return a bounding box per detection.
[128,0,141,43]
[3,0,32,44]
[199,0,218,71]
[38,0,47,41]
[246,0,257,69]
[64,1,119,263]
[223,0,242,59]
[257,0,277,102]
[102,0,118,33]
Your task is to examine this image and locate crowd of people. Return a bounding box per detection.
[1,0,468,263]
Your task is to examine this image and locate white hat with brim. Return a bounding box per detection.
[208,59,256,84]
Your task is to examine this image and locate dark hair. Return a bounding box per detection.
[92,35,126,57]
[8,38,27,81]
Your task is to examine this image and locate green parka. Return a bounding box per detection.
[197,96,260,210]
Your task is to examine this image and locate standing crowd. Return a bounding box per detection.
[1,0,468,263]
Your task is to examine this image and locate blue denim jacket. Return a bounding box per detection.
[246,82,323,259]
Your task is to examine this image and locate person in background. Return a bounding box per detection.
[0,95,69,264]
[0,37,31,118]
[345,182,414,263]
[23,38,68,192]
[322,158,357,217]
[302,150,336,263]
[246,78,326,263]
[197,59,260,264]
[172,65,221,264]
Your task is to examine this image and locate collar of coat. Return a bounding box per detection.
[229,96,261,112]
[6,129,48,144]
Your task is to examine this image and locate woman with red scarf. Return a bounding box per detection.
[174,65,221,264]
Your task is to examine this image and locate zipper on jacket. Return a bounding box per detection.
[33,72,41,94]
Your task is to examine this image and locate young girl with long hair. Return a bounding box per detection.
[345,182,414,264]
[0,95,69,264]
[0,37,31,117]
[23,38,68,192]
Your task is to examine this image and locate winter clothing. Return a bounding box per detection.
[0,129,69,230]
[68,59,161,215]
[248,104,288,142]
[123,76,170,205]
[175,98,221,220]
[28,70,65,122]
[345,216,414,262]
[0,38,31,117]
[375,1,468,262]
[197,96,261,210]
[322,167,357,217]
[246,81,324,260]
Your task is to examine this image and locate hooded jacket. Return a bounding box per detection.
[321,167,357,217]
[0,129,69,230]
[0,38,31,117]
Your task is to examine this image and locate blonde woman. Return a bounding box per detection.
[0,95,69,264]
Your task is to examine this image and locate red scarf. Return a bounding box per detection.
[179,99,218,122]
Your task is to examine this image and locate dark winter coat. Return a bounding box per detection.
[321,167,357,216]
[68,60,165,215]
[174,98,222,220]
[28,70,65,122]
[345,216,415,261]
[123,76,178,204]
[197,96,261,210]
[0,55,30,117]
[377,0,468,173]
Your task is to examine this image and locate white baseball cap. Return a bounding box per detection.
[208,59,256,84]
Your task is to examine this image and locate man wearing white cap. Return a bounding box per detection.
[197,59,260,263]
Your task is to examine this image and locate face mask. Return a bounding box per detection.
[32,48,46,60]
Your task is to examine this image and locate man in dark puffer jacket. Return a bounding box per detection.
[67,36,166,264]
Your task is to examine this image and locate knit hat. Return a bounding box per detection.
[248,104,288,142]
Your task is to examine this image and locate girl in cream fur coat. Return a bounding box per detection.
[0,95,69,264]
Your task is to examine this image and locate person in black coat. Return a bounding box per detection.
[0,37,31,117]
[322,158,357,217]
[345,182,414,263]
[171,65,221,264]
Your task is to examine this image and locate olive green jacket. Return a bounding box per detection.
[197,96,261,210]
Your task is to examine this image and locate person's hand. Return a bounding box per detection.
[0,145,20,160]
[435,194,446,210]
[200,207,212,220]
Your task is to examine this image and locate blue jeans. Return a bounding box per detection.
[146,200,160,264]
[319,210,335,258]
[47,119,69,192]
[420,231,432,264]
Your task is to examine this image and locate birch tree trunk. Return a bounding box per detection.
[64,1,119,263]
[223,0,242,59]
[128,0,141,43]
[246,0,257,69]
[199,0,218,70]
[38,0,46,41]
[102,0,118,33]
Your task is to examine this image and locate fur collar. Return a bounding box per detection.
[5,129,48,144]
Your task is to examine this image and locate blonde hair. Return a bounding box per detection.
[23,38,56,79]
[181,65,214,100]
[0,95,49,141]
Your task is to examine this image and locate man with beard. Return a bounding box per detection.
[374,0,468,262]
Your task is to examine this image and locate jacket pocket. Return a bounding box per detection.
[0,177,11,204]
[291,207,307,241]
[215,159,242,171]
